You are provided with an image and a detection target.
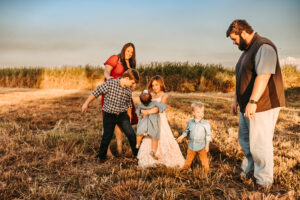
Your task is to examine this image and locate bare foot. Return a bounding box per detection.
[150,151,158,160]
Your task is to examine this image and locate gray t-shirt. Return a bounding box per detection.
[255,44,277,75]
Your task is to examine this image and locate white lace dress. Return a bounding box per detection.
[137,95,185,168]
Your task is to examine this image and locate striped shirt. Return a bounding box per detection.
[92,78,132,114]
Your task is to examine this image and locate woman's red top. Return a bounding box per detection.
[101,55,138,124]
[104,55,126,79]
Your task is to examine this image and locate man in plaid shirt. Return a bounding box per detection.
[82,69,139,161]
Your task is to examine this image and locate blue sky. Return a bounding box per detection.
[0,0,299,68]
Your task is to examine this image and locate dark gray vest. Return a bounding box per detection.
[235,33,285,113]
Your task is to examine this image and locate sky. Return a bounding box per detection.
[0,0,299,69]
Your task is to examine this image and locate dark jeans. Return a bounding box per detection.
[98,111,138,159]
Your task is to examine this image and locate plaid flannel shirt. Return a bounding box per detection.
[92,78,132,114]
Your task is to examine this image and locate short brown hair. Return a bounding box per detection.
[147,75,166,92]
[226,19,254,37]
[122,68,139,83]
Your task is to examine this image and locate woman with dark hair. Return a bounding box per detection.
[102,42,138,157]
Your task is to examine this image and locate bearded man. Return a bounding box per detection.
[226,19,285,188]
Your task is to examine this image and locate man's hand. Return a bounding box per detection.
[232,102,238,116]
[245,103,257,120]
[232,94,238,116]
[245,74,271,120]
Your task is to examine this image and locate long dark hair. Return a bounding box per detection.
[118,43,136,70]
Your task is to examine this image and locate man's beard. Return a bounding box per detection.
[238,36,248,51]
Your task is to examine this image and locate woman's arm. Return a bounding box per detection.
[160,93,168,104]
[141,107,159,117]
[141,93,168,117]
[127,108,132,121]
[104,65,114,80]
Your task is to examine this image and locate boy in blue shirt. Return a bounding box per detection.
[177,102,212,171]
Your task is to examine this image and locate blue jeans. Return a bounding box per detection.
[98,111,138,159]
[238,107,280,186]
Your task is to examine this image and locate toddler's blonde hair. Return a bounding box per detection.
[191,102,204,110]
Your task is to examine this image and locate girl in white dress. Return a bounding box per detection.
[137,75,185,168]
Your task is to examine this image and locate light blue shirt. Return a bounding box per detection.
[255,44,277,75]
[182,118,212,151]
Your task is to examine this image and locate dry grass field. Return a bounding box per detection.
[0,88,299,199]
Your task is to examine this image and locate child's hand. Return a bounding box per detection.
[141,109,149,117]
[176,137,183,143]
[205,145,209,152]
[81,103,89,113]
